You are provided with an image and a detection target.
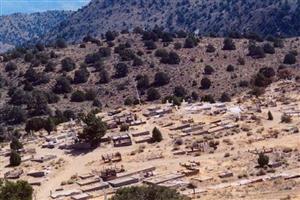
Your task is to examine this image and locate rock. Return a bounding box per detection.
[246,132,253,136]
[224,152,230,157]
[241,124,251,131]
[256,169,266,176]
[223,139,233,145]
[283,147,292,153]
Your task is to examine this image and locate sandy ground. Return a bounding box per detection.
[1,80,300,200]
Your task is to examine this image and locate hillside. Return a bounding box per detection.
[1,1,300,199]
[1,0,300,51]
[46,0,300,43]
[0,11,71,52]
[0,30,299,132]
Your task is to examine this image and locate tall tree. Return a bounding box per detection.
[0,180,33,200]
[10,137,23,151]
[79,112,107,147]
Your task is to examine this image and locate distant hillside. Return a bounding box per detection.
[0,11,71,52]
[1,0,300,51]
[45,0,300,43]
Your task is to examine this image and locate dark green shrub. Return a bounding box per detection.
[281,113,292,123]
[35,43,45,51]
[50,51,58,58]
[79,112,107,147]
[85,89,97,101]
[136,75,149,89]
[98,47,111,57]
[273,38,284,48]
[201,95,215,103]
[83,35,101,45]
[105,30,118,41]
[10,137,23,150]
[46,91,60,104]
[114,63,128,78]
[220,92,231,102]
[142,31,159,41]
[174,42,182,50]
[71,90,86,102]
[44,62,56,72]
[243,32,263,42]
[93,99,102,108]
[155,49,168,58]
[268,111,273,120]
[161,32,174,42]
[110,185,187,200]
[222,38,236,50]
[154,72,170,86]
[23,81,33,91]
[25,117,54,134]
[253,71,273,87]
[132,56,143,66]
[44,117,56,134]
[204,65,214,75]
[147,88,161,101]
[124,97,134,106]
[114,43,130,54]
[53,77,72,94]
[85,52,102,64]
[283,53,296,64]
[0,180,33,200]
[176,30,187,38]
[24,67,39,83]
[56,38,67,48]
[263,43,275,54]
[250,87,265,97]
[93,61,105,71]
[152,127,163,142]
[237,57,245,65]
[99,69,111,84]
[226,65,235,72]
[248,44,265,59]
[184,36,199,48]
[2,106,27,125]
[174,86,187,97]
[191,91,199,101]
[144,40,157,50]
[27,90,50,116]
[119,49,136,61]
[259,67,275,78]
[30,59,41,68]
[133,27,144,34]
[73,68,90,84]
[24,53,34,62]
[63,110,76,120]
[5,62,17,72]
[120,123,129,131]
[9,89,29,105]
[206,44,216,53]
[61,57,76,72]
[160,51,180,64]
[10,150,21,166]
[257,153,269,168]
[200,77,211,89]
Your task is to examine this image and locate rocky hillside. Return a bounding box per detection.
[1,0,300,52]
[0,11,71,52]
[46,0,300,43]
[0,30,299,131]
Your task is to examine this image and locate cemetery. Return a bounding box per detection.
[0,80,300,200]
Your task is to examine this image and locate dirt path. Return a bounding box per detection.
[35,149,100,199]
